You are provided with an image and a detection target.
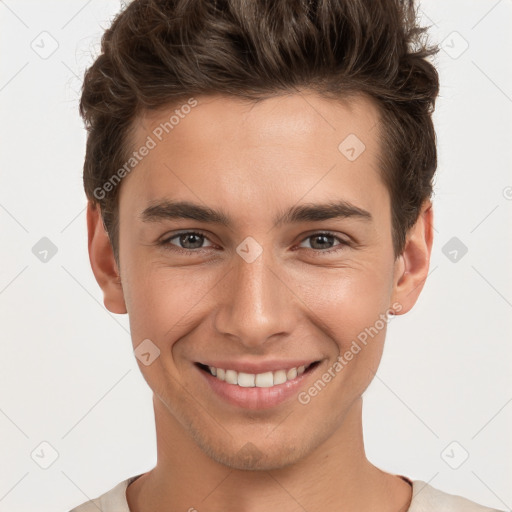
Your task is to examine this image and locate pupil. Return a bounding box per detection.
[313,234,331,249]
[182,233,202,249]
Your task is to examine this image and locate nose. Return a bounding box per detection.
[213,244,297,348]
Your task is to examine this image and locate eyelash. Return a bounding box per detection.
[158,230,350,256]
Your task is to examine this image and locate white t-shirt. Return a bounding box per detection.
[69,474,504,512]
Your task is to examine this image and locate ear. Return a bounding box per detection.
[87,201,127,314]
[390,200,434,315]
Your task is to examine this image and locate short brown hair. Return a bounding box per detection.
[80,0,439,266]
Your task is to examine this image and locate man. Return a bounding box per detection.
[71,0,503,510]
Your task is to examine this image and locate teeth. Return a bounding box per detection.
[225,369,237,385]
[255,371,274,387]
[286,367,297,380]
[204,363,314,387]
[237,372,255,387]
[273,370,287,385]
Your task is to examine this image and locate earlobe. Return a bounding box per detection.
[87,201,127,314]
[391,200,434,315]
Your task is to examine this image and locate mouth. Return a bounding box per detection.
[195,360,321,388]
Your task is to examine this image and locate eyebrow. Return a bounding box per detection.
[140,199,372,227]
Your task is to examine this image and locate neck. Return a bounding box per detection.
[126,396,412,512]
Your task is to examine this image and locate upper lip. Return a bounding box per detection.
[196,359,320,374]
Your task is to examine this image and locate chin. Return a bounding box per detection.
[213,445,305,471]
[192,428,314,471]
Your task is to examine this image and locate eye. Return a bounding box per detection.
[160,231,214,253]
[157,230,350,256]
[298,232,349,254]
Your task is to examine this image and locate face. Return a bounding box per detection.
[90,91,431,471]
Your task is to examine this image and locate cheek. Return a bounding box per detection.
[289,261,394,350]
[123,262,218,349]
[293,267,394,410]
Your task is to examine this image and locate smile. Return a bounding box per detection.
[197,362,319,388]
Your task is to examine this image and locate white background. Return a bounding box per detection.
[0,1,511,511]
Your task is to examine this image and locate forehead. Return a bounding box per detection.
[119,91,387,224]
[138,91,380,156]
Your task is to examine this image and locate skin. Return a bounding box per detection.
[88,91,433,512]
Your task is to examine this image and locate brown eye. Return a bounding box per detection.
[160,231,214,252]
[298,232,349,253]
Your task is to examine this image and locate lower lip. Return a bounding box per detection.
[196,363,320,410]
